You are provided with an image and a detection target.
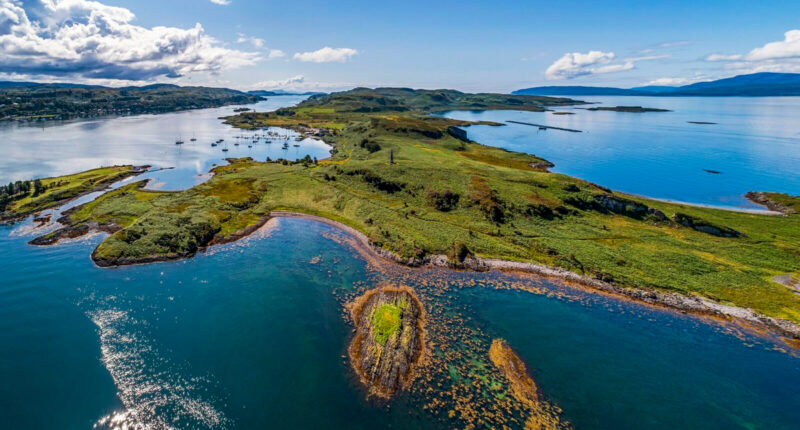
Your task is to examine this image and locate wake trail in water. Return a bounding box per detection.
[89,308,230,430]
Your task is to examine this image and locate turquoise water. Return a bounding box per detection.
[442,96,800,210]
[1,97,800,429]
[2,217,799,429]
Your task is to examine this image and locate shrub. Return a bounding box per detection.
[427,189,460,212]
[359,138,381,153]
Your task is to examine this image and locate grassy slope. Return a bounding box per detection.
[43,88,800,323]
[1,165,143,220]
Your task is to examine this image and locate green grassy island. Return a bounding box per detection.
[11,88,800,332]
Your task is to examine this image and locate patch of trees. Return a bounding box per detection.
[359,138,381,153]
[0,179,42,211]
[427,189,460,212]
[345,169,406,194]
[470,179,508,224]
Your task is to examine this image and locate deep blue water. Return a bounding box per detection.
[442,96,800,210]
[1,96,799,429]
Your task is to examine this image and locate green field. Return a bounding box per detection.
[0,165,144,220]
[28,88,800,324]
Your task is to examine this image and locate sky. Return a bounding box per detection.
[2,0,800,92]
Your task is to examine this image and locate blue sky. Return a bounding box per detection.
[3,0,800,92]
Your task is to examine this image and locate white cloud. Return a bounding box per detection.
[544,50,668,80]
[706,54,742,61]
[293,46,358,63]
[209,0,230,5]
[268,49,285,59]
[746,30,800,61]
[250,75,305,89]
[545,51,630,80]
[704,30,800,74]
[0,0,258,81]
[249,75,354,92]
[236,33,264,48]
[643,75,710,86]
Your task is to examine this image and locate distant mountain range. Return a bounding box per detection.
[513,73,800,97]
[247,90,326,97]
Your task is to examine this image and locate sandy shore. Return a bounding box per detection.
[269,211,800,343]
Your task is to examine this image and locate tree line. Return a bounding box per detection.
[0,179,45,211]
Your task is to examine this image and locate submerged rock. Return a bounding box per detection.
[489,339,571,430]
[347,286,426,398]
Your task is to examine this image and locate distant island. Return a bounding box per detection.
[514,72,800,97]
[247,90,326,97]
[0,82,262,123]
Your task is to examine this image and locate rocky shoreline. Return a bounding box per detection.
[26,206,800,344]
[270,211,800,344]
[346,285,426,398]
[0,165,150,225]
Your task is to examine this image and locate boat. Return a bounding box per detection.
[293,144,300,147]
[281,143,289,149]
[211,143,218,147]
[222,148,229,152]
[190,133,197,142]
[175,135,184,145]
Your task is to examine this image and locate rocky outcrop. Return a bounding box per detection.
[593,194,667,221]
[489,339,571,429]
[347,286,426,398]
[447,126,470,142]
[672,213,742,237]
[564,194,667,222]
[746,191,797,215]
[28,223,90,245]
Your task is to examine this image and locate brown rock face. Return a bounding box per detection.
[347,286,426,398]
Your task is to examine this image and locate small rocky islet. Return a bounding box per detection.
[489,339,571,430]
[347,285,426,398]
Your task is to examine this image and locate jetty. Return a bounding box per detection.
[507,120,582,133]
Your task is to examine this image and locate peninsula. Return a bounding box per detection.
[7,87,800,338]
[0,83,262,123]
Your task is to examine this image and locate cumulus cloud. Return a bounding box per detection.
[705,30,800,74]
[237,33,264,48]
[0,0,258,81]
[250,75,306,90]
[544,50,668,80]
[545,51,632,80]
[209,0,230,5]
[249,74,354,92]
[268,49,285,59]
[746,30,800,61]
[293,47,357,63]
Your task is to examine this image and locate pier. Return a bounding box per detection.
[507,120,582,133]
